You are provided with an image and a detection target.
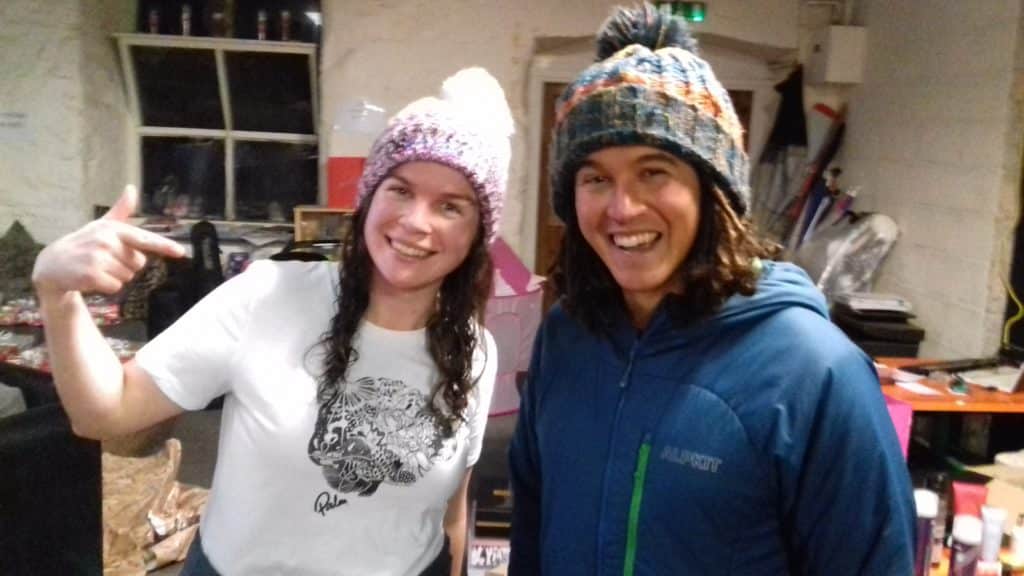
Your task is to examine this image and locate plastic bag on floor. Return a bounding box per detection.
[0,382,26,419]
[102,438,208,575]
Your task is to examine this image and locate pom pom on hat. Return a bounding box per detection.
[357,67,514,244]
[595,2,698,60]
[441,67,515,140]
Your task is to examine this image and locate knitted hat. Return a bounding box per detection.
[550,2,750,223]
[357,68,514,243]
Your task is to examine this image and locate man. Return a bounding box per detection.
[508,4,914,575]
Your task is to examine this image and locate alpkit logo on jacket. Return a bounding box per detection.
[659,445,723,473]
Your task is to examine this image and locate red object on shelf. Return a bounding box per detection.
[327,156,366,209]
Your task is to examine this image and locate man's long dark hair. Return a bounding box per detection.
[552,166,779,332]
[317,190,493,437]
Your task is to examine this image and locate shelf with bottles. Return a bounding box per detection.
[136,1,322,43]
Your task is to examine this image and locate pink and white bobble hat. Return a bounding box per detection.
[356,67,515,244]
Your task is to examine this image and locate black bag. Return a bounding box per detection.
[146,221,227,340]
[190,220,224,302]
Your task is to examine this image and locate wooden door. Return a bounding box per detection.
[728,90,753,152]
[534,82,569,311]
[535,82,568,280]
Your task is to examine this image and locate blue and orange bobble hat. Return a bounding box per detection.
[550,2,750,222]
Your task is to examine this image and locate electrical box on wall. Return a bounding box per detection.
[806,25,866,85]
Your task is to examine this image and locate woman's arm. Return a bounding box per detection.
[32,186,187,438]
[444,467,473,576]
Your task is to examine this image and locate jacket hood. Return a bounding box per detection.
[606,261,828,356]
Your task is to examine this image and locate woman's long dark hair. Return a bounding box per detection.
[317,190,493,437]
[553,166,779,332]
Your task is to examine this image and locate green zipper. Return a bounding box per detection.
[624,438,652,576]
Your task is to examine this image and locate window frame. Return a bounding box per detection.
[115,33,320,221]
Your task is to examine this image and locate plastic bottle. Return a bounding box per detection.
[181,4,191,36]
[976,506,1008,576]
[914,489,938,576]
[257,10,267,40]
[950,515,983,576]
[280,10,291,41]
[981,506,1007,562]
[928,472,951,566]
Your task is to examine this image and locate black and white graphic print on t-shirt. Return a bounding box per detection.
[307,376,458,498]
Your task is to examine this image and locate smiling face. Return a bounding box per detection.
[574,145,702,321]
[364,161,481,299]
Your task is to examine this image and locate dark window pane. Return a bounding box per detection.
[142,137,225,219]
[226,52,313,133]
[133,46,224,128]
[235,141,317,221]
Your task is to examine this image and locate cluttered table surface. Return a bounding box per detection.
[879,357,1024,414]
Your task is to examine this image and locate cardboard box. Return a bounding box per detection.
[967,463,1024,534]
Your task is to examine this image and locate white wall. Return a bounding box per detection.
[0,0,133,243]
[320,0,799,259]
[841,0,1024,358]
[80,0,135,213]
[0,1,86,242]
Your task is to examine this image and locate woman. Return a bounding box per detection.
[508,5,914,575]
[32,67,513,576]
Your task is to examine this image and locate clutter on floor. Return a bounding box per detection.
[102,439,208,576]
[0,381,25,419]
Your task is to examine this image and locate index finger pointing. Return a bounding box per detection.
[116,226,187,259]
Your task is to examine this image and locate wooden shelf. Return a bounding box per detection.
[879,357,1024,414]
[293,205,352,242]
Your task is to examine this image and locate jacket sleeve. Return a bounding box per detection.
[780,349,916,575]
[507,322,547,575]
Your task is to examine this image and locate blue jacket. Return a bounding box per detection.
[508,262,914,575]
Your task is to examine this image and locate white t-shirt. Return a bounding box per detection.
[134,261,496,576]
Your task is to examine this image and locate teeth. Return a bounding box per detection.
[391,239,430,258]
[613,232,659,249]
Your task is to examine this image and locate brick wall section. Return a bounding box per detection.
[0,0,133,243]
[841,0,1023,357]
[0,0,87,243]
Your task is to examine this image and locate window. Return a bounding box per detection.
[116,33,319,222]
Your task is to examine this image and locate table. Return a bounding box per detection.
[879,358,1024,414]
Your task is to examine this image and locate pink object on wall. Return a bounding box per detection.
[484,238,544,416]
[885,396,913,459]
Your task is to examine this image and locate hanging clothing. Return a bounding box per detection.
[750,66,808,239]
